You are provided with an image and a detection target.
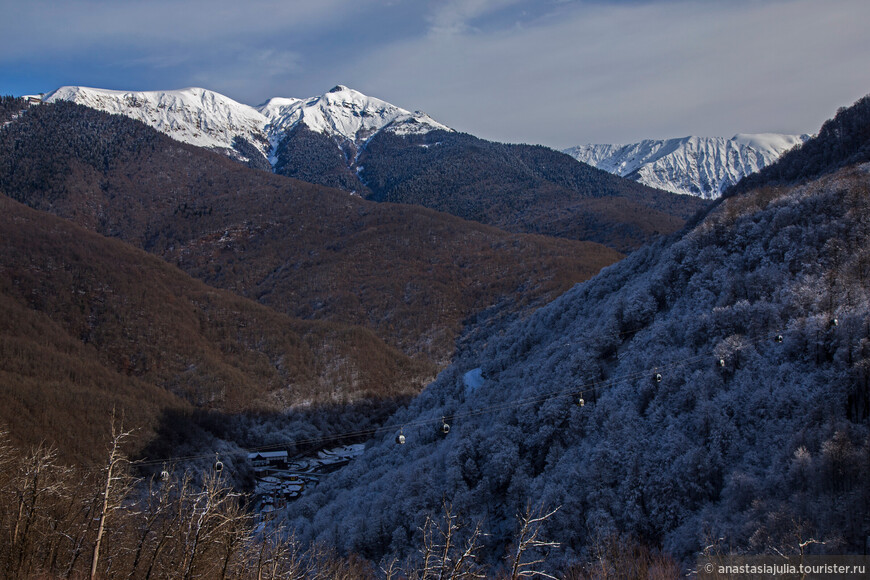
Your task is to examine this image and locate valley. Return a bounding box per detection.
[1,85,869,578]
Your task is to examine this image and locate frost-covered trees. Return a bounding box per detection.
[283,159,870,571]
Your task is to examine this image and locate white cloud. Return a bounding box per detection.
[4,0,870,147]
[322,0,870,146]
[0,0,372,58]
[425,0,527,35]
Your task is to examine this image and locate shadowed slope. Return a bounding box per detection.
[0,196,431,463]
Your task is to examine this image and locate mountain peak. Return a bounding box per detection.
[263,85,451,146]
[565,133,809,198]
[44,86,269,155]
[44,84,453,170]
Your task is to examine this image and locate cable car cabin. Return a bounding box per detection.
[775,334,784,343]
[214,460,223,474]
[160,469,170,481]
[396,433,406,445]
[717,358,726,368]
[653,372,662,383]
[440,417,451,435]
[577,396,585,407]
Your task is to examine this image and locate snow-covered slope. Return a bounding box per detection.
[43,85,450,168]
[564,134,809,199]
[258,85,449,151]
[44,86,272,164]
[284,134,870,570]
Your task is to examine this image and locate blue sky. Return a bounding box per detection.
[3,0,870,148]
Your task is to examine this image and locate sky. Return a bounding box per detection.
[3,0,870,148]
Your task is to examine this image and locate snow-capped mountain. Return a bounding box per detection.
[38,84,700,251]
[44,86,273,166]
[564,133,809,199]
[259,85,449,153]
[43,85,450,169]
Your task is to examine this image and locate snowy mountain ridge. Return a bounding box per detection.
[258,85,450,153]
[43,85,450,167]
[564,133,810,199]
[44,86,272,164]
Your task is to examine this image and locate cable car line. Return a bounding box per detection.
[130,327,794,471]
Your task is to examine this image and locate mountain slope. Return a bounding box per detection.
[259,84,449,148]
[728,94,870,196]
[565,133,809,199]
[358,130,708,252]
[43,84,448,176]
[264,85,450,192]
[0,100,620,367]
[0,195,433,464]
[43,85,705,252]
[44,86,274,170]
[283,98,870,570]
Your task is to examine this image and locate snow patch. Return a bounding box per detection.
[463,367,484,394]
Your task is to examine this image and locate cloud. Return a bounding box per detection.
[321,0,870,146]
[0,0,367,55]
[4,0,870,147]
[0,0,396,101]
[186,47,304,99]
[425,0,527,35]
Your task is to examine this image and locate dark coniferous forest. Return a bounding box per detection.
[356,129,708,252]
[0,91,869,578]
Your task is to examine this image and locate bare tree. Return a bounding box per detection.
[249,523,306,580]
[90,412,135,580]
[410,500,485,580]
[505,502,560,580]
[578,533,679,580]
[3,442,71,578]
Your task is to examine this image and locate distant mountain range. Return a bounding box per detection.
[45,86,805,203]
[564,133,809,198]
[0,97,623,461]
[44,85,448,174]
[44,85,707,252]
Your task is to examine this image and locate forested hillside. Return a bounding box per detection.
[273,124,368,193]
[0,96,29,125]
[357,130,708,252]
[728,94,870,195]
[283,105,870,572]
[0,196,434,464]
[0,101,621,367]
